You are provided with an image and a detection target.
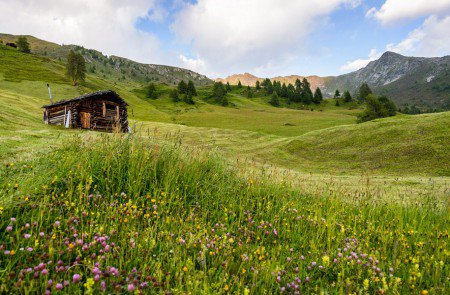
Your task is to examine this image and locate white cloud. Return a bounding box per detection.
[178,54,207,74]
[0,0,167,64]
[340,49,381,72]
[367,0,450,25]
[172,0,360,77]
[387,15,450,56]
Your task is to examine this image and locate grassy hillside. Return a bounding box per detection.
[284,113,450,175]
[0,33,213,86]
[0,34,449,294]
[0,134,448,294]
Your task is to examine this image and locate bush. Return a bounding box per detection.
[357,94,397,123]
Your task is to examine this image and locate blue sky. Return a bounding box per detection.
[1,0,449,78]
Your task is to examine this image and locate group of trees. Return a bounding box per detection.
[260,78,323,105]
[357,94,397,122]
[168,80,197,104]
[212,82,229,106]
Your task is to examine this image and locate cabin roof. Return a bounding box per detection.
[42,90,128,108]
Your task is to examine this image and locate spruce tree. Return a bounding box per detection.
[237,80,242,88]
[255,80,261,90]
[334,89,341,99]
[187,80,197,96]
[66,50,86,86]
[358,83,372,101]
[146,83,157,99]
[343,90,352,103]
[178,80,187,94]
[170,89,180,102]
[269,92,280,107]
[17,36,30,53]
[226,82,232,92]
[313,87,323,104]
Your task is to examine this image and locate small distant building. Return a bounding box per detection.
[42,90,128,132]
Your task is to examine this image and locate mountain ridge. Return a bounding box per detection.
[217,51,450,110]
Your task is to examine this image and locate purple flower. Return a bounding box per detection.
[10,217,16,222]
[40,232,45,237]
[4,251,10,255]
[26,247,33,252]
[54,221,60,227]
[47,279,53,287]
[6,225,12,231]
[55,283,63,290]
[101,281,106,291]
[73,274,81,284]
[24,234,31,239]
[104,245,110,252]
[127,284,135,292]
[41,269,48,275]
[273,229,278,236]
[311,262,316,267]
[305,276,310,283]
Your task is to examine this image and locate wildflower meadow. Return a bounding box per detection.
[0,135,448,294]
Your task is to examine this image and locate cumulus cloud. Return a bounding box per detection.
[178,54,207,74]
[340,49,382,72]
[172,0,360,77]
[0,0,166,64]
[366,0,450,25]
[386,16,450,57]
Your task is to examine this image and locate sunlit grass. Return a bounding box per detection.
[0,135,448,294]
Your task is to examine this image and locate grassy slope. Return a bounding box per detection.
[0,43,449,178]
[284,113,450,175]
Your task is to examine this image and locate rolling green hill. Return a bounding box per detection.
[0,33,213,86]
[284,112,450,175]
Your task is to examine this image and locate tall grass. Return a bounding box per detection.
[0,135,448,294]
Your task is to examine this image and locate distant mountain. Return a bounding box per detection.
[0,33,213,86]
[219,52,450,110]
[216,73,325,91]
[324,52,450,109]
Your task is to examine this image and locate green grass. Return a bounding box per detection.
[284,112,450,175]
[0,135,448,294]
[0,37,449,293]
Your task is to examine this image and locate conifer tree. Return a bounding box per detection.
[66,50,86,86]
[17,36,30,53]
[313,87,323,104]
[187,80,197,96]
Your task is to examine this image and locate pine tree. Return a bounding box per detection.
[226,82,232,92]
[66,50,86,86]
[281,83,288,98]
[170,89,180,102]
[358,83,372,101]
[247,88,253,98]
[255,80,261,90]
[313,87,323,104]
[17,36,30,53]
[343,90,352,102]
[146,83,157,99]
[334,89,341,99]
[178,80,188,94]
[237,80,242,88]
[187,80,197,96]
[269,92,280,107]
[301,78,313,104]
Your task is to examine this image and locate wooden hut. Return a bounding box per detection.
[42,90,129,132]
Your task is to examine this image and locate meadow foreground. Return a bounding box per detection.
[1,135,448,294]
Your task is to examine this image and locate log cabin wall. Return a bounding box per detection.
[43,91,128,133]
